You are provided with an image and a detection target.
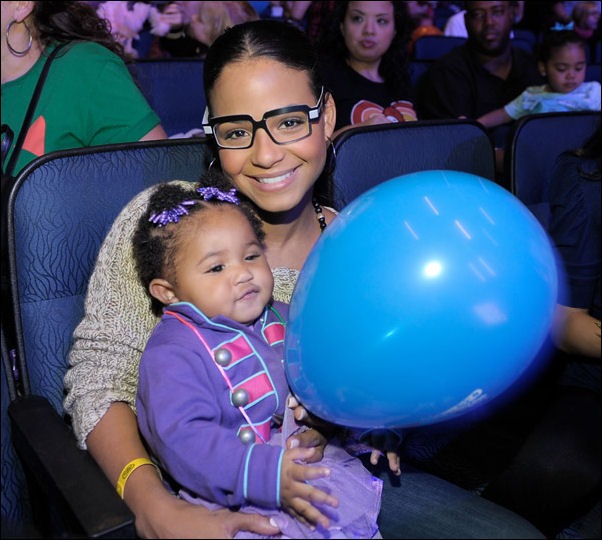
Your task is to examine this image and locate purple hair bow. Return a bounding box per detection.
[197,186,239,205]
[149,200,196,227]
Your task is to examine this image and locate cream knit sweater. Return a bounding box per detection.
[63,181,300,449]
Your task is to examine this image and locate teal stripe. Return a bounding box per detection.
[276,448,284,507]
[243,443,257,499]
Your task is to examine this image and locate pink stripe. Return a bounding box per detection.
[216,335,253,366]
[234,372,273,404]
[264,323,285,345]
[255,420,271,443]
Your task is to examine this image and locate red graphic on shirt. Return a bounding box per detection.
[351,100,417,124]
[22,116,46,157]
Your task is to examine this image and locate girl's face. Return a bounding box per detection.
[152,206,273,325]
[341,1,396,66]
[540,43,587,94]
[209,58,336,215]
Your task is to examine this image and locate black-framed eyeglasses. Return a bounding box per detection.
[203,87,325,149]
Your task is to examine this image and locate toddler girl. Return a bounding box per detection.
[477,30,601,128]
[132,174,382,539]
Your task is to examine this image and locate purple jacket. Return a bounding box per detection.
[136,301,289,508]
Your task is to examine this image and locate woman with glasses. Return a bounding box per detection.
[64,19,544,539]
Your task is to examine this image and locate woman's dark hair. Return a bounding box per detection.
[316,1,412,95]
[202,19,337,208]
[537,30,586,63]
[204,19,322,104]
[31,1,125,58]
[133,170,266,316]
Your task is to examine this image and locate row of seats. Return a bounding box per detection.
[128,56,602,137]
[413,34,601,62]
[2,111,599,537]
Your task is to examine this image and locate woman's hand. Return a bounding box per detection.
[134,478,280,538]
[279,447,339,530]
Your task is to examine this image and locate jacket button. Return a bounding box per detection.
[232,388,250,407]
[214,348,232,366]
[239,428,256,444]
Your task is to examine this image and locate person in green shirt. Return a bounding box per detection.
[1,0,167,177]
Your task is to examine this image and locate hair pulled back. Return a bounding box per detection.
[203,19,323,108]
[537,30,586,63]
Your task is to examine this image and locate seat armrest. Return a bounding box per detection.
[8,395,136,538]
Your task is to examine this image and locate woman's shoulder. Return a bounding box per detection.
[57,40,121,63]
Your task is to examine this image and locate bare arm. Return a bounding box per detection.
[477,108,512,129]
[86,403,280,539]
[552,305,601,359]
[139,124,168,141]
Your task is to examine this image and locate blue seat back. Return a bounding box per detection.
[586,63,601,83]
[414,34,533,60]
[128,59,206,137]
[413,35,466,60]
[507,111,601,230]
[7,139,212,415]
[409,60,433,86]
[331,120,495,210]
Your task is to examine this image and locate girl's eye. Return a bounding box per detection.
[377,18,390,25]
[350,14,363,23]
[208,264,224,273]
[245,253,261,261]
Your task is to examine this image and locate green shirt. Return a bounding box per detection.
[1,41,160,176]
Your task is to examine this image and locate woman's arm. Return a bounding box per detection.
[477,107,512,129]
[552,305,601,359]
[87,403,280,538]
[140,124,168,140]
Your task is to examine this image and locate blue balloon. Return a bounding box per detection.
[285,170,560,429]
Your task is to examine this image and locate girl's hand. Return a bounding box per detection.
[280,447,339,530]
[286,428,327,463]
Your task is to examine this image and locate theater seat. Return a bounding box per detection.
[331,119,495,210]
[128,59,206,137]
[4,138,213,536]
[505,111,601,230]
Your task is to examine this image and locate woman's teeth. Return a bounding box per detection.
[257,170,294,184]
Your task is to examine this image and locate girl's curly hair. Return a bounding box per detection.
[132,170,265,316]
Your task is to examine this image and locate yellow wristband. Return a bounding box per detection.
[116,458,161,499]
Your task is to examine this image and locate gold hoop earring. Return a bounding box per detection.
[6,19,33,57]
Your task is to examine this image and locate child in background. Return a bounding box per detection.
[571,2,601,42]
[132,175,382,539]
[477,31,600,129]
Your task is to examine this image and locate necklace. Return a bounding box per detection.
[312,198,327,232]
